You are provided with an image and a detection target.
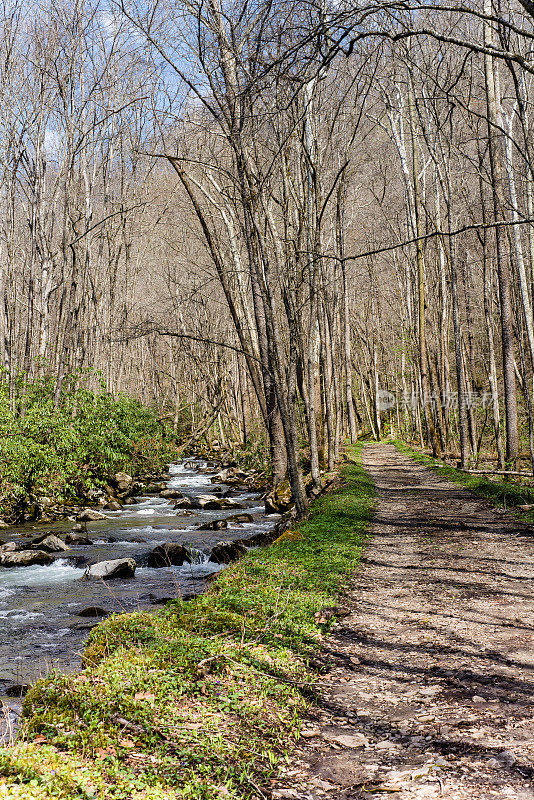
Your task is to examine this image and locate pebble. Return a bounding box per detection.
[301,728,321,739]
[323,732,369,748]
[419,686,441,696]
[375,740,401,751]
[497,750,516,766]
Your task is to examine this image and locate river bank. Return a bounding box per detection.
[0,458,277,707]
[0,447,374,800]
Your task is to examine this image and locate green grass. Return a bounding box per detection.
[0,446,375,800]
[394,440,534,516]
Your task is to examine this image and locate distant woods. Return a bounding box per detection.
[2,0,534,505]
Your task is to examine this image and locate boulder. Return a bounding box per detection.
[123,497,138,505]
[76,606,108,617]
[159,489,184,500]
[77,509,109,522]
[209,540,247,564]
[64,533,93,545]
[264,486,293,515]
[5,684,30,697]
[198,519,228,531]
[32,534,69,552]
[147,482,167,493]
[104,500,122,512]
[64,554,88,566]
[188,494,220,509]
[225,513,254,524]
[244,531,275,547]
[212,470,230,483]
[0,550,53,567]
[83,558,136,580]
[173,497,193,509]
[0,520,10,528]
[86,489,106,504]
[216,498,245,510]
[264,495,279,515]
[113,472,133,492]
[0,542,22,552]
[216,468,254,486]
[72,523,87,533]
[148,543,192,568]
[189,495,245,511]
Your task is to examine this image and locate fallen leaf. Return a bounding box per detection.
[96,746,117,758]
[134,692,155,703]
[119,738,136,748]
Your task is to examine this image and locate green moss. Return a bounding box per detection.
[0,446,375,799]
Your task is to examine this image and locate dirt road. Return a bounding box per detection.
[274,443,534,799]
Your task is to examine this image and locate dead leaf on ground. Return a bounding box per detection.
[134,692,156,703]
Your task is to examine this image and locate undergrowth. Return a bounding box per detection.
[0,370,180,520]
[0,446,375,800]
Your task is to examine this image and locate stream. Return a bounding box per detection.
[0,460,276,713]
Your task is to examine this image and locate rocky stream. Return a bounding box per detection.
[0,459,279,738]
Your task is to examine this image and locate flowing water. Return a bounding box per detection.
[0,460,276,706]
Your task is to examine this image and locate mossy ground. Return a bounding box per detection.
[394,440,534,519]
[0,447,375,800]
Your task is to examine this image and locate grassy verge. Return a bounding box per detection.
[0,446,375,800]
[394,440,534,518]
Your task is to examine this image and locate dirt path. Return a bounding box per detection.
[274,443,534,800]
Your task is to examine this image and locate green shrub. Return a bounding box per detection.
[0,369,180,517]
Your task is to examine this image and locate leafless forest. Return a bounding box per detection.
[3,0,534,507]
